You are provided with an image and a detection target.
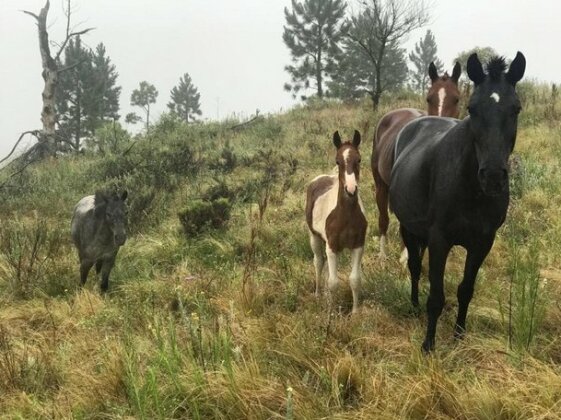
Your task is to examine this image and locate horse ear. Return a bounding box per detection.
[333,131,342,149]
[506,51,526,86]
[467,53,485,85]
[352,130,361,147]
[428,62,438,83]
[451,62,461,83]
[94,191,107,218]
[121,190,128,201]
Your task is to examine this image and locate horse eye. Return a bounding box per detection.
[454,97,459,104]
[336,159,340,165]
[358,158,361,163]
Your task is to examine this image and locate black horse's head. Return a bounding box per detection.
[466,52,525,196]
[94,190,128,246]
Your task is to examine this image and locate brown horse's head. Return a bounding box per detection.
[426,62,461,118]
[333,130,361,198]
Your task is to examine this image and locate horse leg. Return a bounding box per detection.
[349,247,364,314]
[373,170,390,259]
[95,259,103,274]
[325,244,338,312]
[310,234,325,296]
[454,236,494,339]
[400,225,422,307]
[80,260,94,286]
[99,254,116,294]
[422,230,452,353]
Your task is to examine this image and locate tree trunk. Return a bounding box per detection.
[23,0,93,159]
[372,41,386,111]
[34,1,58,157]
[75,79,81,151]
[146,105,150,133]
[316,25,323,99]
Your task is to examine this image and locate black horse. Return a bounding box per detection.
[389,52,526,352]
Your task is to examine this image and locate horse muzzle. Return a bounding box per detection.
[344,185,358,197]
[114,234,127,246]
[478,167,508,196]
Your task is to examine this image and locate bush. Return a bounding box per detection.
[0,218,69,298]
[178,198,231,236]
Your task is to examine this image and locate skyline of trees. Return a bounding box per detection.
[17,0,504,159]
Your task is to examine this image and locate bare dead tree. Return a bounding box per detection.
[346,0,429,109]
[20,0,93,159]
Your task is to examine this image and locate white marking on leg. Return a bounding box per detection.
[400,247,409,266]
[326,245,338,293]
[349,247,363,314]
[437,87,446,116]
[310,234,325,296]
[379,235,387,259]
[490,92,500,103]
[326,245,338,314]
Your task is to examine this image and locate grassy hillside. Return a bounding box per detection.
[1,90,561,419]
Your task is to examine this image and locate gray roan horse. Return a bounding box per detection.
[372,62,461,260]
[71,190,128,292]
[389,52,525,352]
[306,131,367,313]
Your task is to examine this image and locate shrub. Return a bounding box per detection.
[0,218,68,298]
[178,198,231,236]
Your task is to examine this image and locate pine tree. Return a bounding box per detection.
[409,30,444,94]
[282,0,348,99]
[56,36,94,151]
[127,81,158,133]
[56,37,121,151]
[167,73,202,123]
[86,43,121,133]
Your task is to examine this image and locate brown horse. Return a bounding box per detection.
[306,130,367,313]
[372,62,461,259]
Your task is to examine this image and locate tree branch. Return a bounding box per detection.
[0,131,39,166]
[54,28,95,62]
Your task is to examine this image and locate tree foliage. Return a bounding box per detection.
[328,36,408,102]
[409,30,444,94]
[338,0,425,108]
[168,73,202,123]
[282,0,348,99]
[128,81,158,133]
[56,37,121,151]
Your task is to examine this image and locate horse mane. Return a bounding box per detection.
[94,189,118,207]
[486,56,507,81]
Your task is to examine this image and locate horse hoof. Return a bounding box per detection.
[421,340,434,354]
[454,326,466,340]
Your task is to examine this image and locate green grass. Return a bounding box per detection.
[1,92,561,418]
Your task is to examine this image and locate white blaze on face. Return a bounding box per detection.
[437,87,446,116]
[490,92,500,103]
[342,148,357,195]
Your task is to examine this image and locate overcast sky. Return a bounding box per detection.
[0,0,558,157]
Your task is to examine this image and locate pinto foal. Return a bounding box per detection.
[306,130,367,313]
